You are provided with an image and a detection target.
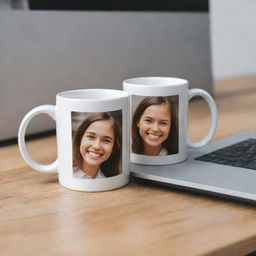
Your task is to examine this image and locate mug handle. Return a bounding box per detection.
[187,89,218,148]
[18,105,58,173]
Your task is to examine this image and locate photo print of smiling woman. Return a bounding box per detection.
[72,110,122,179]
[132,95,179,156]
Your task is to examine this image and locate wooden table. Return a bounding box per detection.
[1,76,256,256]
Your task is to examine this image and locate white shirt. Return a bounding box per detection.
[159,147,168,156]
[73,168,106,179]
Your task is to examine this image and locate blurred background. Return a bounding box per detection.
[0,0,255,144]
[72,110,122,133]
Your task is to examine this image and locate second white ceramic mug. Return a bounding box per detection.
[123,77,217,165]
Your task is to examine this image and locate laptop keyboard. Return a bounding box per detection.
[195,138,256,170]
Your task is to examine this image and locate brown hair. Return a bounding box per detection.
[73,112,122,177]
[132,96,178,155]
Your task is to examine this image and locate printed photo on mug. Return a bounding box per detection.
[132,95,179,156]
[72,110,122,179]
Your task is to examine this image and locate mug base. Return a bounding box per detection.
[58,174,130,192]
[131,153,187,165]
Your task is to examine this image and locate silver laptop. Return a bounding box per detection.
[131,131,256,203]
[0,7,212,142]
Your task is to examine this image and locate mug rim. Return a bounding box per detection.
[57,88,129,101]
[123,77,188,87]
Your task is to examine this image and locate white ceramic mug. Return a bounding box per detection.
[123,77,217,165]
[18,89,130,191]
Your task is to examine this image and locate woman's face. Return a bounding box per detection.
[137,103,171,148]
[80,120,115,167]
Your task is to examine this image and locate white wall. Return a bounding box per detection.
[210,0,256,79]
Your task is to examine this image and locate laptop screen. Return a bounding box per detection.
[28,0,209,12]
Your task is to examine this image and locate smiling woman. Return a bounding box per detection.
[132,96,178,156]
[72,111,122,179]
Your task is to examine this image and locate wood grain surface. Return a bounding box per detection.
[1,76,256,256]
